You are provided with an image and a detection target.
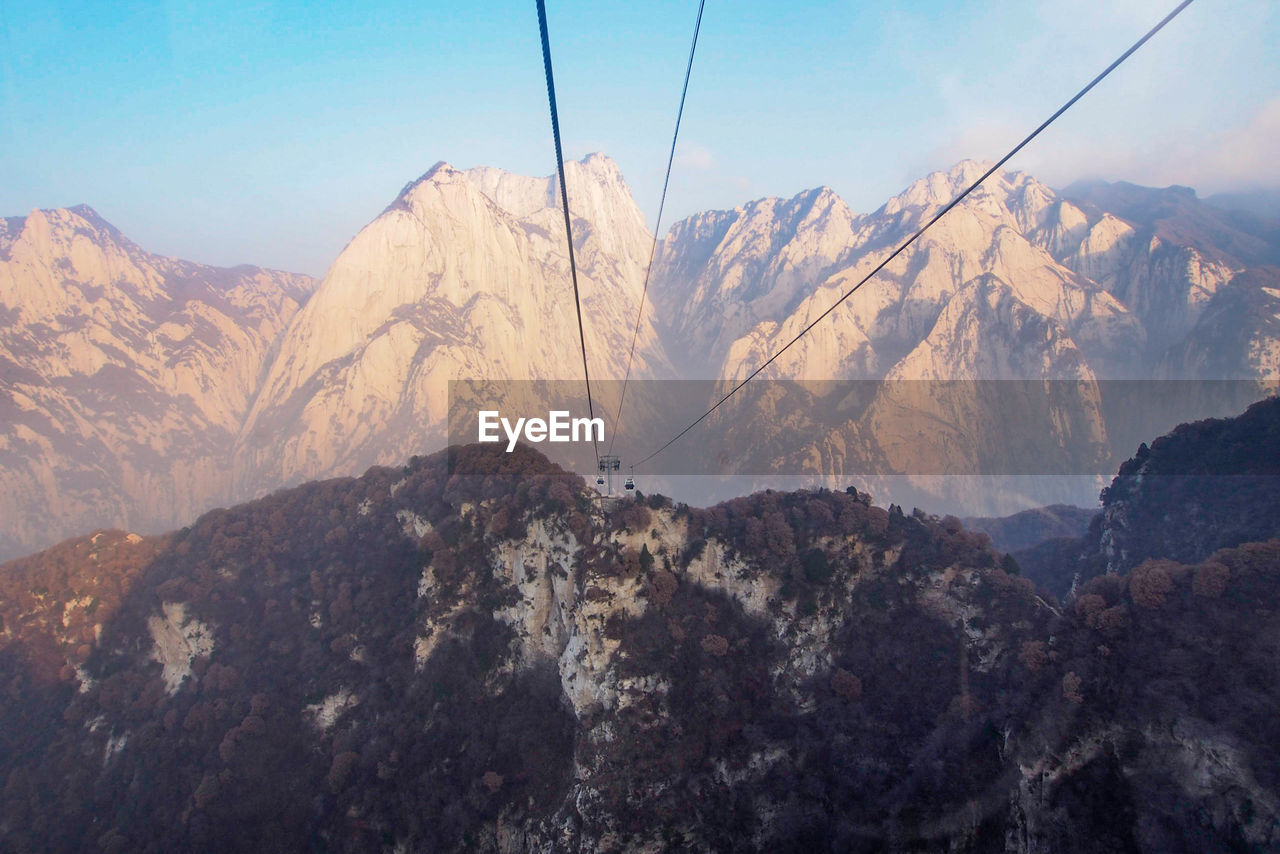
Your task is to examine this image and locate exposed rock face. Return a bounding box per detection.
[0,155,670,560]
[1051,180,1280,361]
[1158,266,1280,380]
[0,205,315,559]
[1,435,1277,852]
[236,154,670,493]
[654,163,1280,387]
[644,164,1278,502]
[651,186,860,372]
[4,159,1278,561]
[147,601,215,694]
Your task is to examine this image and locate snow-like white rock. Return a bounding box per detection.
[147,602,215,694]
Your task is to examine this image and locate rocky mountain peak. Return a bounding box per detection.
[22,204,129,245]
[388,161,495,223]
[391,160,459,200]
[883,159,996,216]
[5,410,1280,851]
[0,205,164,321]
[0,207,317,559]
[4,154,1278,561]
[235,152,667,492]
[576,150,625,180]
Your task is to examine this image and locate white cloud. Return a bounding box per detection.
[1173,96,1280,192]
[904,0,1279,196]
[674,141,716,171]
[1032,95,1280,193]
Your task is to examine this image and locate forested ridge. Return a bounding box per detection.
[0,405,1277,852]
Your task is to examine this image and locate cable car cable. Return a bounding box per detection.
[632,0,1196,469]
[536,0,599,463]
[607,0,708,457]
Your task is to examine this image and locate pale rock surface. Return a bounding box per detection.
[237,154,671,491]
[866,275,1107,477]
[0,206,314,559]
[147,601,215,694]
[650,186,860,372]
[669,162,1145,385]
[5,157,1277,560]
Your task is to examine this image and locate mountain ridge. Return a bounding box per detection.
[2,399,1278,851]
[3,156,1279,560]
[0,204,317,559]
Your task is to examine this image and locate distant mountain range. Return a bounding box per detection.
[2,156,1277,559]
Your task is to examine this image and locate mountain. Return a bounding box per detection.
[651,163,1148,384]
[963,504,1097,553]
[235,153,670,493]
[1063,180,1280,269]
[0,205,315,560]
[650,164,1280,387]
[642,164,1278,497]
[1085,396,1280,577]
[962,505,1099,599]
[1058,180,1280,355]
[0,155,670,561]
[5,158,1279,562]
[649,186,861,374]
[1005,396,1280,598]
[2,399,1279,851]
[1204,188,1280,223]
[1158,265,1280,380]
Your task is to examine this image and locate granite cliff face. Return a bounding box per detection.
[0,156,670,560]
[644,164,1277,496]
[4,158,1278,561]
[0,206,315,560]
[650,186,861,373]
[650,163,1278,388]
[236,154,669,493]
[1,420,1277,852]
[651,163,1152,384]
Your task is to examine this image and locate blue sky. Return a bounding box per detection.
[2,0,1276,277]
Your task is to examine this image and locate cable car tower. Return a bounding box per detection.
[597,455,621,493]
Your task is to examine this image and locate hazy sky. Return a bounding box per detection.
[2,0,1276,277]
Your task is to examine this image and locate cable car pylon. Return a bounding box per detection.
[597,455,621,494]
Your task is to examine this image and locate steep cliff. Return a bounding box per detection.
[235,153,670,493]
[2,426,1277,852]
[0,205,315,559]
